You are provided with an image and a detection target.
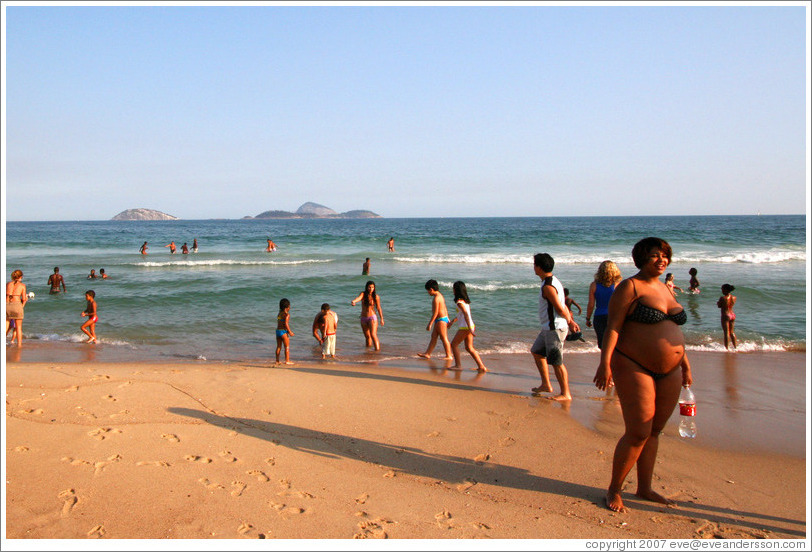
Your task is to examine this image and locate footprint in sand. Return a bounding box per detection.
[58,489,77,516]
[184,455,213,463]
[117,381,132,388]
[247,470,270,482]
[231,481,247,497]
[90,455,122,476]
[218,450,237,463]
[62,457,92,467]
[91,374,111,381]
[18,408,44,415]
[426,431,440,437]
[161,433,180,443]
[136,460,170,467]
[354,518,394,539]
[499,436,516,447]
[383,470,396,478]
[269,502,306,516]
[88,427,122,440]
[65,385,79,393]
[457,479,477,492]
[354,493,369,505]
[199,478,225,491]
[237,521,254,535]
[108,410,130,419]
[265,457,276,466]
[87,525,106,538]
[102,395,117,402]
[470,521,490,530]
[13,446,30,453]
[434,509,453,529]
[473,453,490,463]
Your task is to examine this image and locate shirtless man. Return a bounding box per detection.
[312,303,338,359]
[47,267,66,294]
[362,258,371,275]
[418,279,453,359]
[165,241,177,254]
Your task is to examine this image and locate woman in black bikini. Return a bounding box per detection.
[593,237,693,513]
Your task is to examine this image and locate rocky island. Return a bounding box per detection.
[248,202,381,219]
[111,208,179,221]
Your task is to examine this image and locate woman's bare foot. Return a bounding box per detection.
[86,338,97,344]
[531,385,553,394]
[605,491,627,513]
[548,394,572,402]
[417,353,430,359]
[636,489,674,506]
[474,366,488,372]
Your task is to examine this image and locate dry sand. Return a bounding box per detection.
[3,351,808,544]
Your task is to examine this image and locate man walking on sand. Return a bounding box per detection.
[530,253,580,401]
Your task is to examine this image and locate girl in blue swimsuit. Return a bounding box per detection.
[275,298,294,364]
[593,237,693,514]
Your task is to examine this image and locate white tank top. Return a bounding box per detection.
[456,300,474,330]
[539,275,567,331]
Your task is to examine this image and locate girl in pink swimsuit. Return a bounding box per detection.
[351,281,384,351]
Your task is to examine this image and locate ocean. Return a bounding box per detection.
[4,215,806,364]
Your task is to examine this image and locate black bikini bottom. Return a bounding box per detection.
[614,348,675,381]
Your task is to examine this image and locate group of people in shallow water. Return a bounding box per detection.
[7,235,740,515]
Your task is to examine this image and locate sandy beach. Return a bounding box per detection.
[3,350,808,543]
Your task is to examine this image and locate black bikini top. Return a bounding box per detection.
[626,302,687,325]
[625,279,687,325]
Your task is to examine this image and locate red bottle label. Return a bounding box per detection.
[679,403,696,416]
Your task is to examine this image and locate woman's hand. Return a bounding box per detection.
[593,362,613,391]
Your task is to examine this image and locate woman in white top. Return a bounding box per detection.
[449,281,487,372]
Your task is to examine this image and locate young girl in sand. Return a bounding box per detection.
[275,298,295,364]
[717,284,737,350]
[80,290,97,344]
[448,281,487,372]
[351,281,384,351]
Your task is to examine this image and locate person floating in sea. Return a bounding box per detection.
[87,269,97,279]
[192,238,198,253]
[448,281,488,372]
[80,290,98,344]
[593,237,693,514]
[351,281,384,351]
[47,267,66,294]
[140,241,149,255]
[181,243,189,254]
[312,304,338,359]
[266,239,277,252]
[717,284,737,350]
[99,269,108,279]
[165,241,177,254]
[664,273,682,295]
[688,267,700,293]
[362,258,371,275]
[530,253,579,400]
[275,298,295,365]
[387,237,395,252]
[418,279,453,360]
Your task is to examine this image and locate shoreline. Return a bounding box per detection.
[6,347,808,458]
[4,357,806,540]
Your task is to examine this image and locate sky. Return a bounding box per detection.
[2,1,809,221]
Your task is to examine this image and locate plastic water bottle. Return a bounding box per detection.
[678,385,697,439]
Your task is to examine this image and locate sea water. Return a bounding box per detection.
[4,215,806,363]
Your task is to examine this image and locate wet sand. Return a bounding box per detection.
[3,351,807,541]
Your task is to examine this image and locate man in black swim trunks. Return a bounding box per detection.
[47,267,66,294]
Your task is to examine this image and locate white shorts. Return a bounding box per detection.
[323,334,336,357]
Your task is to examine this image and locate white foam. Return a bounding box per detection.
[132,259,333,268]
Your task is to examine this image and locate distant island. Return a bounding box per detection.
[111,208,178,221]
[247,202,381,220]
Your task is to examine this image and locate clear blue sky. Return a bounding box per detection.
[3,2,809,220]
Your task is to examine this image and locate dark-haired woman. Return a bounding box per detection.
[351,281,384,351]
[593,237,693,513]
[449,281,487,372]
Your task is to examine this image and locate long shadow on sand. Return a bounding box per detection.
[168,407,805,538]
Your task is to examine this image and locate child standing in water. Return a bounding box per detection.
[688,267,700,293]
[418,279,453,360]
[448,281,488,372]
[665,273,682,294]
[717,284,737,350]
[80,290,98,344]
[275,298,295,364]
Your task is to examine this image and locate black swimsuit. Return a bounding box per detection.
[615,281,687,380]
